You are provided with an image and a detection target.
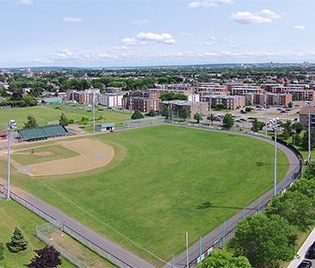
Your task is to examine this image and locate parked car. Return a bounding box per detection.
[298,260,312,268]
[306,246,315,259]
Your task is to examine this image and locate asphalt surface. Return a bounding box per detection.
[288,228,315,268]
[163,126,301,268]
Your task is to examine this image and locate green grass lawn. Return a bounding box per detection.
[0,200,73,268]
[1,125,289,266]
[0,105,131,130]
[11,144,80,166]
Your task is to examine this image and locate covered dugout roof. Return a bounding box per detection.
[18,125,69,141]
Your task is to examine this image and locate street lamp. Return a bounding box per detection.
[7,119,16,201]
[268,118,280,197]
[305,101,312,163]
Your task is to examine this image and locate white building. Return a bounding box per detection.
[99,93,123,108]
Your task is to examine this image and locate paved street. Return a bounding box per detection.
[288,228,315,268]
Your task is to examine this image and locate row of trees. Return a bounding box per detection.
[23,113,69,129]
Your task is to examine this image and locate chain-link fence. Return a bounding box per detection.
[36,223,89,268]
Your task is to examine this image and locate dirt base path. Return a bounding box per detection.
[9,139,115,177]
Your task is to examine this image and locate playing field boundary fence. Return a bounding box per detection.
[36,223,89,268]
[0,185,133,268]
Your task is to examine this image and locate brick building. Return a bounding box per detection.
[123,90,161,112]
[201,95,245,110]
[160,100,208,119]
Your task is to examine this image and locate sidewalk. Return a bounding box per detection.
[288,227,315,268]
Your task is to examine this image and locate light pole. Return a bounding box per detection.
[93,90,96,132]
[208,89,212,128]
[264,93,267,136]
[268,118,280,197]
[306,101,312,163]
[6,119,16,201]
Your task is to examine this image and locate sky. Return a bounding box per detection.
[0,0,314,67]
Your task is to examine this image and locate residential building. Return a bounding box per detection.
[67,89,100,104]
[201,95,245,110]
[123,90,161,112]
[99,93,123,108]
[228,83,264,95]
[245,93,292,107]
[299,106,315,128]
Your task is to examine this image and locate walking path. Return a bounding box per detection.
[0,179,154,268]
[288,227,315,268]
[163,125,301,268]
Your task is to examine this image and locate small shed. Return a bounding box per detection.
[95,123,115,132]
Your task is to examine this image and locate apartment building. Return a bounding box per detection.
[67,89,100,104]
[201,95,245,110]
[264,84,315,101]
[245,93,292,107]
[196,83,229,95]
[299,106,315,128]
[99,93,123,108]
[228,83,264,95]
[123,90,161,112]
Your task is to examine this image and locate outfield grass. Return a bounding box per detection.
[2,125,289,266]
[0,200,73,268]
[11,144,80,166]
[0,105,131,130]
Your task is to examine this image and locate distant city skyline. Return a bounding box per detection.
[0,0,314,67]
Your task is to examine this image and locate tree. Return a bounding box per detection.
[223,114,234,129]
[266,191,315,231]
[28,246,62,268]
[230,214,295,268]
[251,118,265,132]
[178,106,188,120]
[131,110,144,120]
[0,243,4,261]
[59,113,69,126]
[290,178,315,198]
[8,227,28,253]
[199,250,251,268]
[302,130,315,151]
[287,101,293,108]
[22,95,37,107]
[146,110,155,117]
[293,122,304,134]
[293,133,302,146]
[303,161,315,180]
[194,112,203,123]
[80,116,89,125]
[161,105,169,119]
[24,115,38,129]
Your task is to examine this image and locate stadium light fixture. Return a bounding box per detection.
[268,118,280,197]
[7,119,16,201]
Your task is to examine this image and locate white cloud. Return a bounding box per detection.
[121,32,176,46]
[53,49,73,59]
[63,17,82,23]
[231,9,281,24]
[15,0,32,5]
[179,32,194,37]
[188,0,233,8]
[131,19,149,26]
[293,25,305,31]
[137,32,176,44]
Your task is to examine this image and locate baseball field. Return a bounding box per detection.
[0,125,289,266]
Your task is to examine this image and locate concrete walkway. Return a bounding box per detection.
[0,179,154,268]
[288,228,315,268]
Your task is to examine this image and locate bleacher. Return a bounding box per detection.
[18,125,69,142]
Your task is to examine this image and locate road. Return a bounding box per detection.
[0,180,154,268]
[164,126,301,268]
[288,228,315,268]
